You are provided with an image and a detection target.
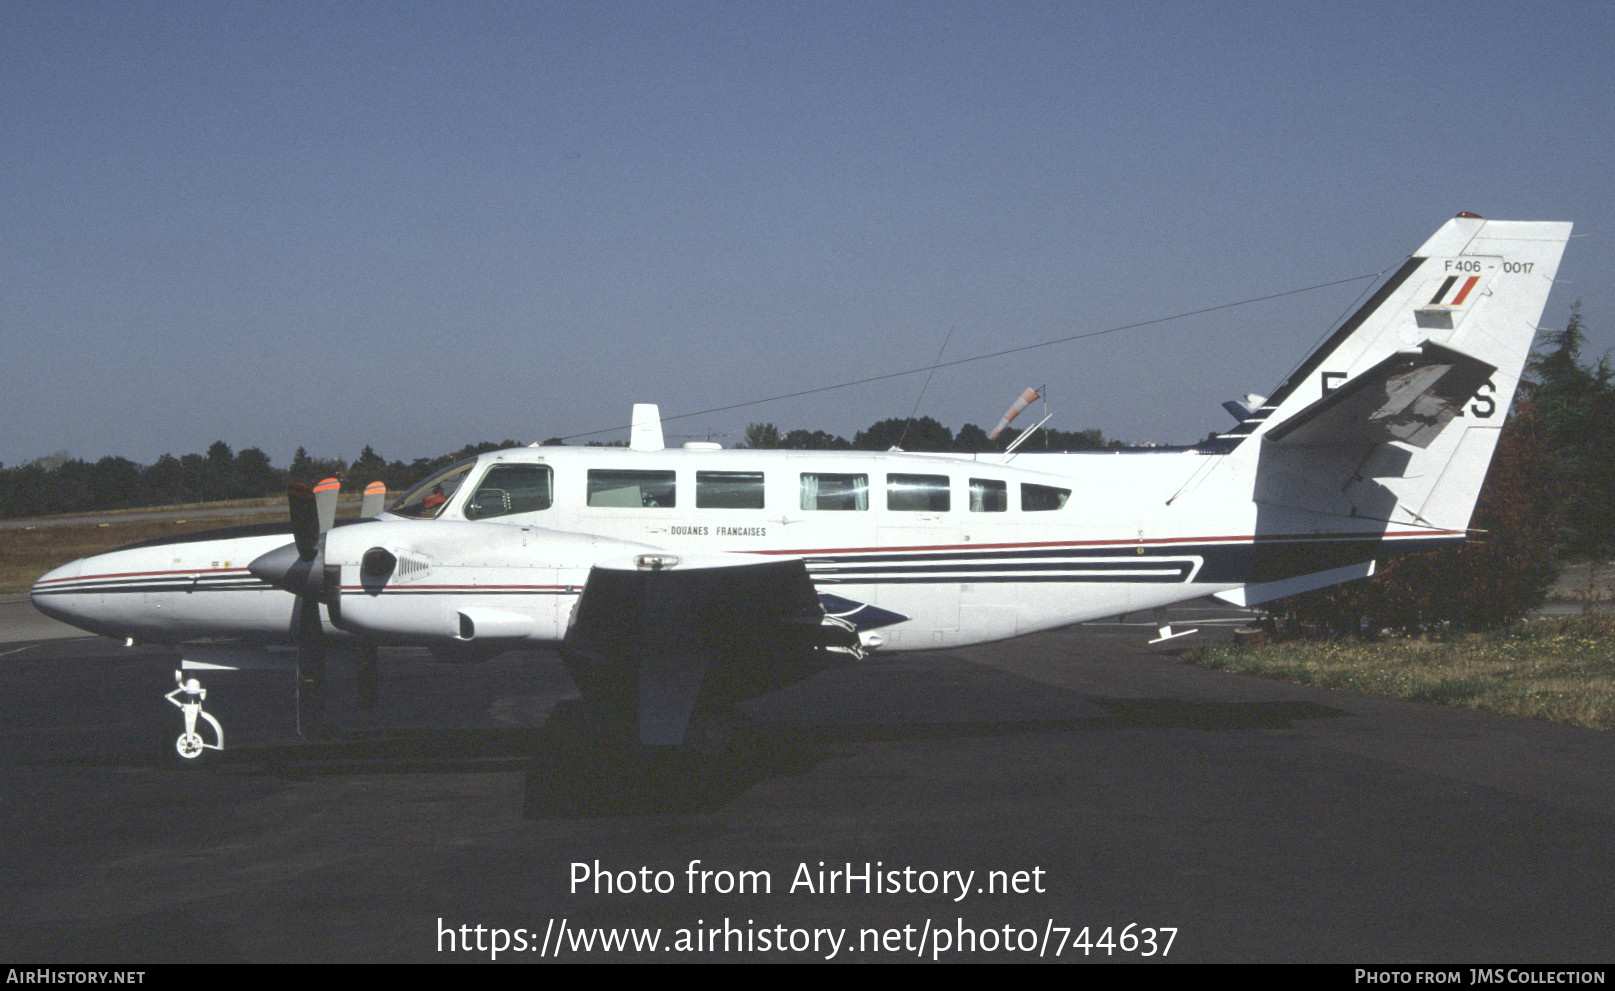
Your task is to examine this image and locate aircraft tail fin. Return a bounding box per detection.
[1229,215,1571,534]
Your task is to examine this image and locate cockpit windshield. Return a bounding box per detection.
[388,458,477,519]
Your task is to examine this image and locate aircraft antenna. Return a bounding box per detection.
[894,327,954,452]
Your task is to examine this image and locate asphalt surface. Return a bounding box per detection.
[3,598,1615,963]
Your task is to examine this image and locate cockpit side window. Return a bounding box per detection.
[465,464,554,520]
[389,459,477,519]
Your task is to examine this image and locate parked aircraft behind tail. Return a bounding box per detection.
[31,215,1572,759]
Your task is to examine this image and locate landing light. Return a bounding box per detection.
[635,554,681,570]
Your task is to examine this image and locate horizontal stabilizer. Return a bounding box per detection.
[1263,341,1495,450]
[1213,561,1377,607]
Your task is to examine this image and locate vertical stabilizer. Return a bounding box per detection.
[1240,216,1571,534]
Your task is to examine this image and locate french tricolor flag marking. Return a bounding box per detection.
[1428,274,1480,307]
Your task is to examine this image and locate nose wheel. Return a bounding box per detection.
[165,670,224,761]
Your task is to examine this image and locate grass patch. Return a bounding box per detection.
[1187,615,1615,730]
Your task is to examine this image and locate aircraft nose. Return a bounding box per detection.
[29,558,86,627]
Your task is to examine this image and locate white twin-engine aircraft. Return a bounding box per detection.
[31,215,1571,759]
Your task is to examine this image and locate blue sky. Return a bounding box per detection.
[4,1,1611,468]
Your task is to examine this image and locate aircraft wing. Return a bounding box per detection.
[1262,341,1496,450]
[562,555,857,746]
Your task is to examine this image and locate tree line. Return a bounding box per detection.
[0,415,1113,521]
[0,439,520,520]
[734,417,1111,453]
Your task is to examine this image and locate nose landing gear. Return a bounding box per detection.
[164,670,224,760]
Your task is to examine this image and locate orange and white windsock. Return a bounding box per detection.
[988,387,1040,440]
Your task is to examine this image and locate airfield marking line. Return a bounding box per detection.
[0,644,37,658]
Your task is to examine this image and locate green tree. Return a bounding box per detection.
[853,416,953,452]
[350,445,388,490]
[89,456,142,509]
[954,423,994,452]
[203,441,234,501]
[234,447,281,497]
[1524,303,1615,563]
[141,454,186,505]
[178,453,206,502]
[289,447,315,482]
[780,429,850,450]
[741,423,782,449]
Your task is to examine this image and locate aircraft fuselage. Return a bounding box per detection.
[30,443,1450,651]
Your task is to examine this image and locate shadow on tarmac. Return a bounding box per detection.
[65,692,1344,819]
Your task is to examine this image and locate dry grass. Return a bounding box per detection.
[1188,615,1615,729]
[13,495,288,521]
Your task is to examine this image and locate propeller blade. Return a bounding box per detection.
[277,478,343,738]
[360,481,387,518]
[314,477,340,535]
[294,594,327,738]
[287,483,319,560]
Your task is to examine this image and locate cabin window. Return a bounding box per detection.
[886,473,950,512]
[389,458,477,519]
[587,469,676,508]
[697,471,765,509]
[800,472,868,511]
[464,464,553,519]
[969,478,1007,512]
[1021,482,1071,512]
